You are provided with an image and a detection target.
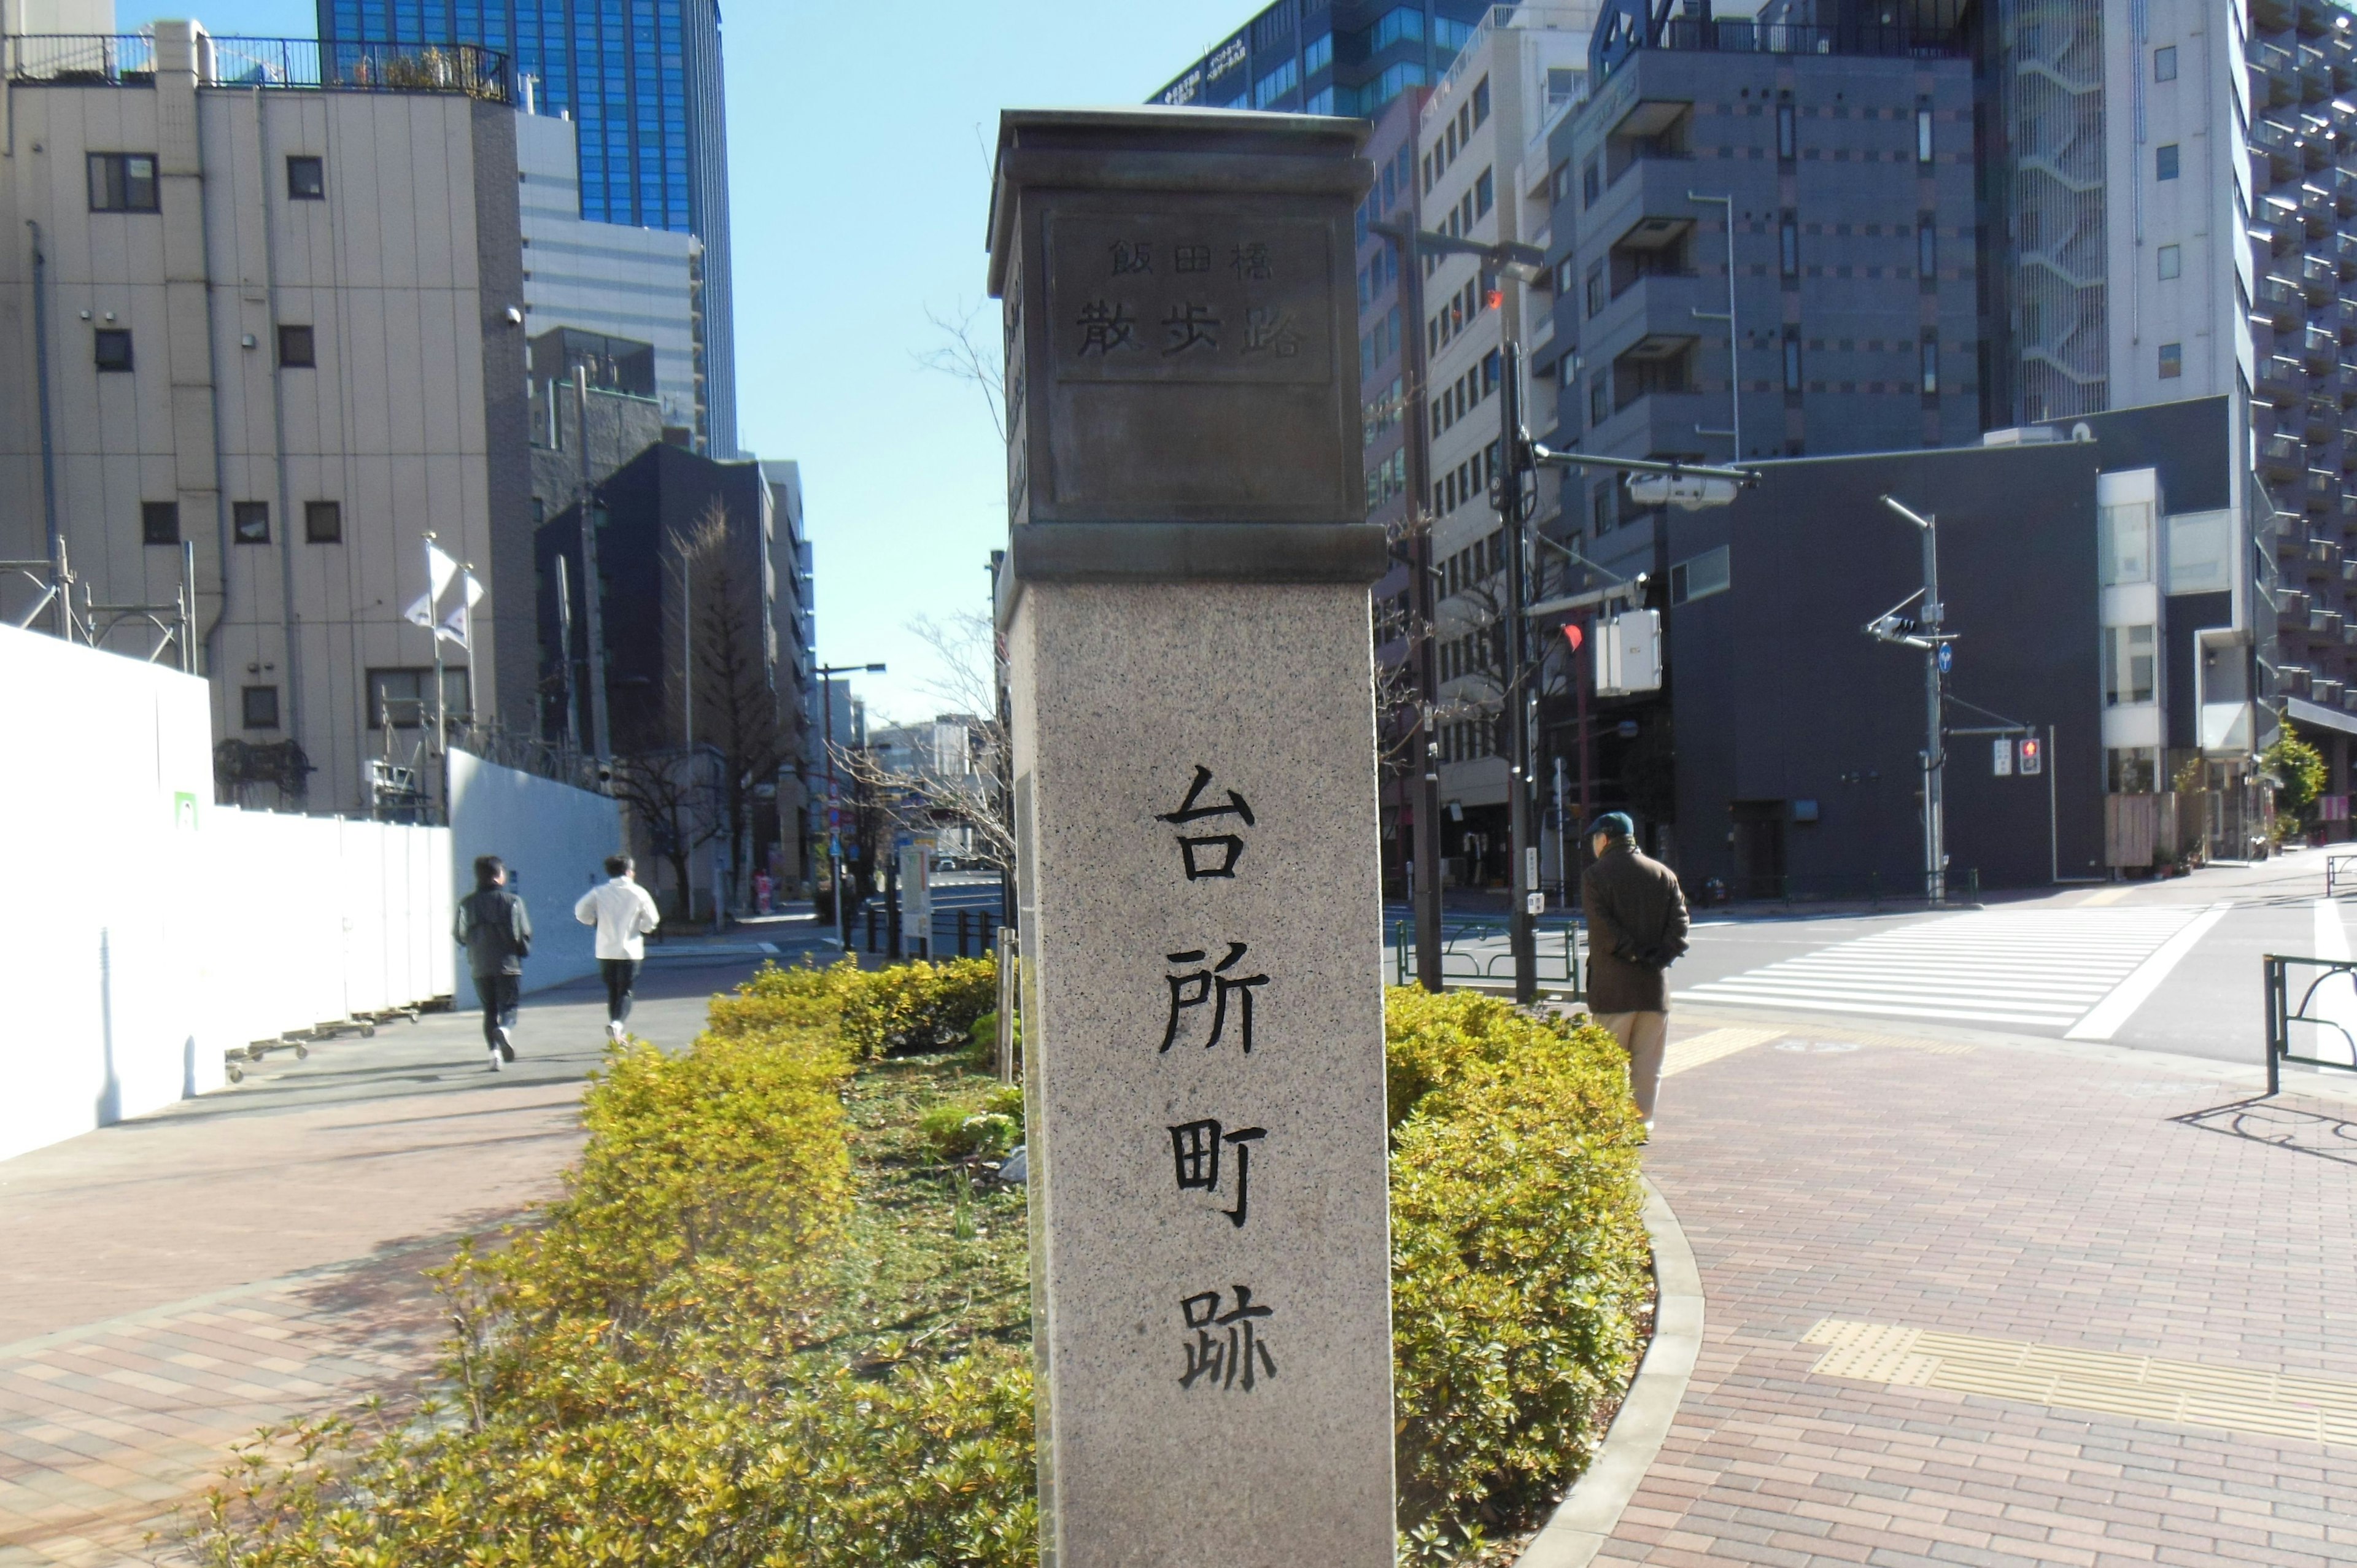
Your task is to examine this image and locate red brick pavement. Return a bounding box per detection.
[1611,1019,2357,1567]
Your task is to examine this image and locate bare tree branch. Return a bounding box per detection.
[914,299,1007,444]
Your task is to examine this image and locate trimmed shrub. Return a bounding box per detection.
[1387,989,1652,1551]
[838,956,999,1058]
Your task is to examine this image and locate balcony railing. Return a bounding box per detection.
[7,33,511,102]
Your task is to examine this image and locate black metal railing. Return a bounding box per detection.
[2264,954,2357,1094]
[7,33,511,102]
[1391,916,1584,994]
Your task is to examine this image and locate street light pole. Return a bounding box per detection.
[815,659,887,953]
[1872,495,1946,905]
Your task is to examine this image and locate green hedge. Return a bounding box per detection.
[187,970,1647,1566]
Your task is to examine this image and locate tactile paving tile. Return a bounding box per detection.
[1662,1027,1786,1077]
[1801,1317,2357,1447]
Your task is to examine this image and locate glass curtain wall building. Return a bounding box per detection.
[1155,0,1494,117]
[319,0,737,456]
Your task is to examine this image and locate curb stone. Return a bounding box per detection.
[1512,1175,1701,1568]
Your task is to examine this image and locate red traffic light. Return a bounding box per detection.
[1562,624,1584,652]
[1485,289,1503,311]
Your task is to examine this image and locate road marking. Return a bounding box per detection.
[1683,908,2205,1031]
[1662,1026,1784,1076]
[2078,886,2133,906]
[1802,1318,2357,1446]
[2062,903,2231,1040]
[2317,897,2351,963]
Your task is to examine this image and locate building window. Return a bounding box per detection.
[2107,746,2158,794]
[1916,108,1933,164]
[1780,218,1798,277]
[2157,244,2181,280]
[241,686,281,730]
[2158,342,2182,378]
[1917,222,1937,276]
[233,501,270,544]
[93,329,133,372]
[1253,57,1299,109]
[1592,484,1613,536]
[1920,334,1940,395]
[1472,75,1490,128]
[368,666,471,728]
[1782,332,1802,392]
[2099,500,2154,584]
[2155,143,2179,180]
[1590,372,1609,427]
[1585,261,1605,318]
[1302,33,1333,75]
[2103,625,2156,706]
[1582,157,1601,207]
[142,500,180,545]
[1776,102,1796,160]
[286,155,325,199]
[2153,44,2177,82]
[87,153,159,212]
[304,500,343,543]
[1474,167,1493,218]
[1669,544,1730,604]
[279,325,315,367]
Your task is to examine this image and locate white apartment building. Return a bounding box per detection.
[1416,4,1594,860]
[0,21,536,813]
[516,109,704,446]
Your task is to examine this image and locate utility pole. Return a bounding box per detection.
[1498,341,1538,1004]
[553,553,579,753]
[1372,217,1446,992]
[575,364,611,762]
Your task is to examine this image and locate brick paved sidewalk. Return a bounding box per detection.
[0,951,778,1568]
[1611,1014,2357,1567]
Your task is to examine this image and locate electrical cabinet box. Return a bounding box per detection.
[1596,609,1662,696]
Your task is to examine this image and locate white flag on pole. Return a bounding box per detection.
[406,538,464,631]
[436,570,485,647]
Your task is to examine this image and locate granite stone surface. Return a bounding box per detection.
[1010,580,1395,1568]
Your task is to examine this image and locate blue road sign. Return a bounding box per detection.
[1937,643,1953,674]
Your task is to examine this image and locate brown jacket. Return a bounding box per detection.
[1581,842,1690,1013]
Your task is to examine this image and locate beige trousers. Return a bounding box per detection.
[1592,1011,1668,1122]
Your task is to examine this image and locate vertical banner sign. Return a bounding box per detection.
[988,110,1394,1567]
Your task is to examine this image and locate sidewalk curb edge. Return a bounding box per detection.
[1513,1173,1701,1568]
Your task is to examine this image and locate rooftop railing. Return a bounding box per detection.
[7,33,511,102]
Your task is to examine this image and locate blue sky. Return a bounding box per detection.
[122,1,1254,722]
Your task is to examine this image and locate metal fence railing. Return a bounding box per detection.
[7,33,512,102]
[1391,917,1584,995]
[7,33,155,83]
[2328,854,2357,897]
[2265,954,2357,1094]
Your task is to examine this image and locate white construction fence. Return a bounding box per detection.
[0,625,621,1163]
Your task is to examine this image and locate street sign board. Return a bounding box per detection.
[1992,738,2012,776]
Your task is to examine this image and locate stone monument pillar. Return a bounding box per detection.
[987,110,1394,1566]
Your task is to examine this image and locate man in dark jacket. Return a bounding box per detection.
[1579,813,1689,1129]
[455,854,532,1071]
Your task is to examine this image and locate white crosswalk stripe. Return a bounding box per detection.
[1676,907,2209,1030]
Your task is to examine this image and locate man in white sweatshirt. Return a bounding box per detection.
[575,855,664,1042]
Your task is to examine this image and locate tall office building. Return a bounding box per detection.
[1154,0,1496,116]
[318,0,737,456]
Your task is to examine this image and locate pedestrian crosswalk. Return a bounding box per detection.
[1676,907,2213,1031]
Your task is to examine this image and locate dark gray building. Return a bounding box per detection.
[1153,0,1491,115]
[1651,396,2242,895]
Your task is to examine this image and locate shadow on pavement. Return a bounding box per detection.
[2173,1095,2357,1166]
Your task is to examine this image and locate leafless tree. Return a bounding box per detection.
[610,747,724,921]
[660,499,800,904]
[913,299,1007,444]
[828,611,1014,873]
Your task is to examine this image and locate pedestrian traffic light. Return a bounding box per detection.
[1562,623,1584,653]
[2018,735,2043,776]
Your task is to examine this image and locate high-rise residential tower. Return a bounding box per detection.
[1154,0,1497,116]
[318,0,737,457]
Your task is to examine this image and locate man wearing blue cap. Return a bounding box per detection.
[1580,813,1689,1130]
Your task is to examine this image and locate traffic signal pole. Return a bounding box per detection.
[1500,342,1538,1004]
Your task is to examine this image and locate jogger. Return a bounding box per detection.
[576,855,662,1042]
[454,855,533,1072]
